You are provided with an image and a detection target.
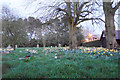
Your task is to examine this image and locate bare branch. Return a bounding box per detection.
[74,1,92,25]
[81,10,93,14]
[77,18,105,25]
[113,1,120,12]
[78,2,89,13]
[41,14,64,25]
[95,2,103,7]
[79,13,90,17]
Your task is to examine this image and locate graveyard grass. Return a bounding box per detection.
[2,47,120,78]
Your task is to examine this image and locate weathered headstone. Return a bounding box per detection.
[65,45,67,47]
[7,45,12,49]
[37,44,39,48]
[15,45,17,49]
[54,53,57,59]
[58,44,61,47]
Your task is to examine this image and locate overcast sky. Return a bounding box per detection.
[1,0,37,18]
[0,0,120,37]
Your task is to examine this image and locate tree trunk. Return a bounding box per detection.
[12,44,16,50]
[43,37,46,47]
[103,2,119,49]
[69,23,77,50]
[104,14,117,49]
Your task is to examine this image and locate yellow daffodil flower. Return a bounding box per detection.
[110,54,113,56]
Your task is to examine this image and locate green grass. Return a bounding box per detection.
[2,47,120,78]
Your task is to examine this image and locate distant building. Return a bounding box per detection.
[81,33,100,43]
[92,34,100,40]
[100,30,120,48]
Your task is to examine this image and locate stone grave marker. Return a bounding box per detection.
[7,45,12,49]
[58,44,61,47]
[55,46,57,48]
[15,45,17,49]
[37,44,39,48]
[65,45,67,47]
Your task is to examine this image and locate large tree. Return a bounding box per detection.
[2,18,28,49]
[103,0,120,49]
[30,0,99,49]
[2,5,29,49]
[57,0,99,49]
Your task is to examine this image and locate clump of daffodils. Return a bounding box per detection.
[79,47,119,57]
[7,48,14,51]
[1,48,14,54]
[25,49,38,54]
[31,50,38,54]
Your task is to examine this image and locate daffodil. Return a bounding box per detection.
[110,49,113,52]
[98,52,100,55]
[110,54,113,56]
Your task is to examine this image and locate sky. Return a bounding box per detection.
[0,0,120,38]
[1,0,36,18]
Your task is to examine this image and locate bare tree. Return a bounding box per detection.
[27,0,101,49]
[103,0,120,49]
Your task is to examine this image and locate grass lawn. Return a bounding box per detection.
[1,47,120,78]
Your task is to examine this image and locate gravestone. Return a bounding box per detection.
[37,44,39,48]
[7,45,12,49]
[58,44,61,47]
[54,53,57,59]
[15,45,17,49]
[65,45,67,47]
